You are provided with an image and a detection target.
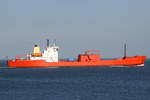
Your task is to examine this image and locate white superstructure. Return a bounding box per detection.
[42,45,59,62]
[30,40,59,62]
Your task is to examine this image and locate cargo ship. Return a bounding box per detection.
[7,40,146,68]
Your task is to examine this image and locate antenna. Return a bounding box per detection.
[124,44,127,58]
[54,39,56,46]
[47,39,49,47]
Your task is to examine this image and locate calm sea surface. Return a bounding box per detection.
[0,59,150,100]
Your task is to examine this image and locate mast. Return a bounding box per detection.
[47,39,49,47]
[124,44,127,58]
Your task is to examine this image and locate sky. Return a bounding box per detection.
[0,0,150,59]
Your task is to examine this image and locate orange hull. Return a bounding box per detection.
[8,56,146,68]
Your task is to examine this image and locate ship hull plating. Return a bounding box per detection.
[8,56,146,68]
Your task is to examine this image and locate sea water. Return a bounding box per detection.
[0,59,150,100]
